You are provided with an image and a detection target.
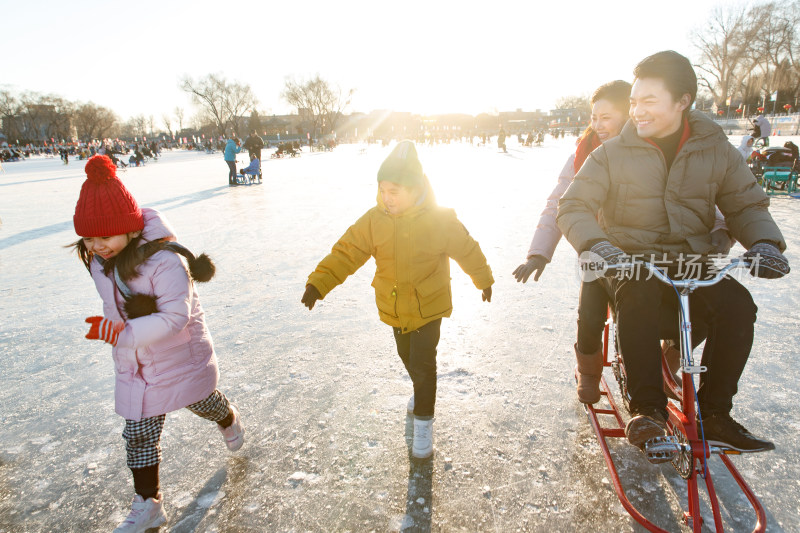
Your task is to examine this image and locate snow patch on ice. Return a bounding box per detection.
[240,383,263,392]
[287,471,320,487]
[388,514,414,531]
[172,491,194,508]
[40,440,61,453]
[196,490,225,508]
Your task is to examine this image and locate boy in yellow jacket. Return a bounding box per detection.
[301,140,494,459]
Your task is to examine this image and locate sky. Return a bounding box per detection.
[2,0,727,123]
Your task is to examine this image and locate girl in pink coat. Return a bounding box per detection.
[71,155,245,533]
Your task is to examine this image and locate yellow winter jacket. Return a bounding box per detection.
[307,179,494,333]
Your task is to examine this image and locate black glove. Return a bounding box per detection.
[482,286,492,302]
[512,255,548,283]
[589,240,625,263]
[710,229,732,256]
[587,240,628,278]
[744,242,790,279]
[301,285,321,309]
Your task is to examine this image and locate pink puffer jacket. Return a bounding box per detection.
[90,208,219,421]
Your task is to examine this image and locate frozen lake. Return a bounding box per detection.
[1,137,799,532]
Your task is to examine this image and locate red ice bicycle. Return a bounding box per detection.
[582,259,768,532]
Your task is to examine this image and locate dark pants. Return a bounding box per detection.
[126,390,233,499]
[604,274,757,417]
[576,280,610,354]
[393,319,441,418]
[226,160,237,183]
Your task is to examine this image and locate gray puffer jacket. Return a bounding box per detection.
[557,111,785,259]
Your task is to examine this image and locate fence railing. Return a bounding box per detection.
[710,112,799,136]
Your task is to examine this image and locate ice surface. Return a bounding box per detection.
[1,136,799,531]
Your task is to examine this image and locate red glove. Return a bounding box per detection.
[85,316,124,346]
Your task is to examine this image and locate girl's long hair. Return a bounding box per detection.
[68,236,215,283]
[69,238,93,272]
[67,235,152,281]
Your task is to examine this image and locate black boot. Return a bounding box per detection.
[700,412,774,452]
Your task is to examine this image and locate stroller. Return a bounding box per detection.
[759,144,798,193]
[235,155,262,185]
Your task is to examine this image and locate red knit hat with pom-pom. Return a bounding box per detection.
[73,155,144,237]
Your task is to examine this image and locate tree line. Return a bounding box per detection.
[0,88,189,144]
[691,0,799,113]
[179,73,352,140]
[0,73,352,144]
[1,0,797,145]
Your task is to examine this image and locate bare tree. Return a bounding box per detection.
[0,89,22,141]
[179,74,257,136]
[1,90,74,142]
[691,4,754,108]
[15,92,74,142]
[555,95,590,110]
[747,1,800,106]
[790,1,800,89]
[174,107,185,133]
[692,0,800,112]
[162,114,173,138]
[127,115,148,139]
[249,109,263,135]
[554,94,591,122]
[73,102,118,141]
[282,75,354,136]
[0,89,18,120]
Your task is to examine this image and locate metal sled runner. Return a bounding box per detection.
[582,260,767,532]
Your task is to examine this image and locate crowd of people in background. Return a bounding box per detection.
[0,139,166,164]
[1,114,796,168]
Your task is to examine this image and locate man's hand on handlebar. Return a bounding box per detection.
[744,242,790,279]
[589,241,627,264]
[586,240,630,278]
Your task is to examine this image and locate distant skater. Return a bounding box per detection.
[244,130,264,161]
[70,155,245,533]
[301,141,494,459]
[224,136,241,185]
[753,114,771,147]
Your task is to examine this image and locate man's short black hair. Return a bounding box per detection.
[633,50,697,107]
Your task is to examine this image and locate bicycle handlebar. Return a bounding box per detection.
[607,258,751,290]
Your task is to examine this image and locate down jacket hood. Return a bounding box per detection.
[375,175,437,216]
[140,208,177,243]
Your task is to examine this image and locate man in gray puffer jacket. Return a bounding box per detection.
[557,50,790,460]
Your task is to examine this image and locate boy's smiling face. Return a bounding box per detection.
[379,181,419,215]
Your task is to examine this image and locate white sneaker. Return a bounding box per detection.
[218,405,245,451]
[113,494,167,533]
[412,417,434,459]
[407,395,415,415]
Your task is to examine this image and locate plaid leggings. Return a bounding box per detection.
[122,389,232,469]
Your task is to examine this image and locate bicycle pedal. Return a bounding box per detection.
[645,436,681,463]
